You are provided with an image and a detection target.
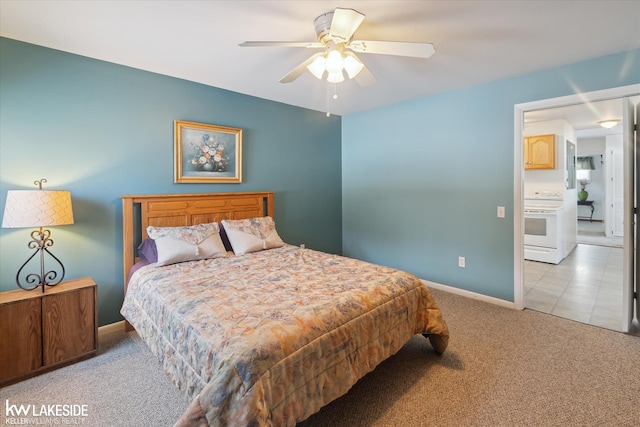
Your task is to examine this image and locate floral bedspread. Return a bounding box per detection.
[121,245,449,426]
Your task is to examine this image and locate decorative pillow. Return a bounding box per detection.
[137,238,158,263]
[146,222,227,266]
[221,216,284,255]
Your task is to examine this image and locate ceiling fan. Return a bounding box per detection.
[239,7,435,86]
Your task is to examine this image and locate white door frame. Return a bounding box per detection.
[513,84,640,311]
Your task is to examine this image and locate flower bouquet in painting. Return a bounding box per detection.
[189,134,230,172]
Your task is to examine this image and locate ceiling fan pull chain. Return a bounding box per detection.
[326,85,331,117]
[326,83,340,117]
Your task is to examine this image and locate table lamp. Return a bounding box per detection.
[2,179,74,292]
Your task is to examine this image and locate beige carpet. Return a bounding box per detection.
[2,289,639,426]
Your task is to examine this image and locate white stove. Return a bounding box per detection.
[524,189,565,264]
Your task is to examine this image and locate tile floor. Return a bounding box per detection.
[524,221,624,331]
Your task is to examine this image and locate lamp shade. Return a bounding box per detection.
[326,71,345,83]
[343,55,364,79]
[325,50,344,74]
[307,56,326,79]
[2,190,74,228]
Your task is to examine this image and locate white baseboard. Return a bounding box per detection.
[98,320,125,336]
[421,279,517,310]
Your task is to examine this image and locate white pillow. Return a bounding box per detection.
[221,216,284,255]
[147,222,227,266]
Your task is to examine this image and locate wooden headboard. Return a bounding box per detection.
[121,191,274,294]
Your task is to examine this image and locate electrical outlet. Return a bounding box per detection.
[300,243,305,249]
[497,206,506,218]
[458,256,465,268]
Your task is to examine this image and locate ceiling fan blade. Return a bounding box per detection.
[279,52,324,83]
[348,40,436,58]
[240,41,324,49]
[329,8,365,43]
[354,64,376,87]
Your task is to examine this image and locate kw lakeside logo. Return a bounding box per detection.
[4,400,89,425]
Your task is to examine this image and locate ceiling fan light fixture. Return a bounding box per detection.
[242,7,436,87]
[307,56,326,79]
[327,71,345,83]
[598,119,619,129]
[343,55,364,79]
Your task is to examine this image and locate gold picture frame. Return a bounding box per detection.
[174,120,242,183]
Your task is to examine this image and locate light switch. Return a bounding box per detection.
[497,206,505,218]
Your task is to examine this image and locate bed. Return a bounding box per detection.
[120,192,449,426]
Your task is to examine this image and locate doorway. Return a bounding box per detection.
[513,85,640,333]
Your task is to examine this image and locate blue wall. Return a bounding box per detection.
[2,36,638,325]
[0,38,343,325]
[342,49,639,302]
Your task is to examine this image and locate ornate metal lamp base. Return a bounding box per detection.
[16,227,66,293]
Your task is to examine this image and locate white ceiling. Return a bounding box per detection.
[525,96,640,137]
[1,0,639,119]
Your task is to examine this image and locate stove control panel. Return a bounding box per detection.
[524,190,563,200]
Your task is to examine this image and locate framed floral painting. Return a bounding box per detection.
[174,120,242,183]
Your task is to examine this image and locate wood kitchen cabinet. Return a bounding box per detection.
[0,277,97,386]
[524,134,556,169]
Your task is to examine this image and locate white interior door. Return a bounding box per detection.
[614,147,624,236]
[634,100,640,330]
[605,137,624,237]
[622,97,637,333]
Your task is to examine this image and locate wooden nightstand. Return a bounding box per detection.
[0,276,98,387]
